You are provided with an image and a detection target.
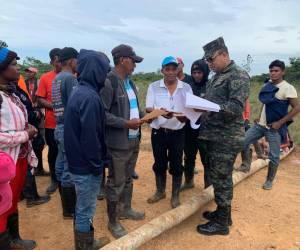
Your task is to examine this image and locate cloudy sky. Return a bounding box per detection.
[1,0,299,75]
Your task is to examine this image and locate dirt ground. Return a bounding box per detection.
[19,127,300,250]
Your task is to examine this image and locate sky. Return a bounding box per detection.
[1,0,300,75]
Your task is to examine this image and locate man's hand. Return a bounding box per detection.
[160,108,173,119]
[254,118,260,124]
[193,108,206,113]
[269,120,283,130]
[26,124,38,139]
[125,118,142,130]
[176,116,187,123]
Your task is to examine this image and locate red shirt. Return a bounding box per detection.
[36,71,57,129]
[243,97,250,121]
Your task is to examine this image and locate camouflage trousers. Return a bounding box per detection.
[206,140,242,207]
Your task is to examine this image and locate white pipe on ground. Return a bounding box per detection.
[102,147,295,250]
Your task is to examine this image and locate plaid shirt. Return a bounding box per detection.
[0,91,37,166]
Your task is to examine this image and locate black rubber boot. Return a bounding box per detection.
[74,226,110,250]
[118,183,145,220]
[0,230,11,250]
[254,142,266,159]
[171,175,182,208]
[7,213,36,250]
[237,148,252,173]
[203,164,212,188]
[61,185,76,219]
[131,170,139,180]
[107,200,127,239]
[46,180,58,194]
[147,173,166,203]
[263,162,278,190]
[97,168,106,200]
[180,168,195,191]
[197,206,230,236]
[25,170,50,208]
[202,205,233,226]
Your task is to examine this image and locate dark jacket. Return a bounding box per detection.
[190,59,210,97]
[100,70,143,150]
[259,82,290,142]
[64,49,110,175]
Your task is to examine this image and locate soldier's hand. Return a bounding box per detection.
[125,118,142,130]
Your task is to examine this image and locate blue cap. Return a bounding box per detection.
[162,56,178,67]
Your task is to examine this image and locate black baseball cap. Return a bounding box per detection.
[59,47,78,62]
[111,44,143,63]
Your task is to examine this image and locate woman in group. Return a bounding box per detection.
[0,45,38,250]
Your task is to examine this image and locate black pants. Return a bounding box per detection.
[22,166,39,200]
[45,128,58,182]
[32,132,45,172]
[184,124,211,187]
[151,128,184,177]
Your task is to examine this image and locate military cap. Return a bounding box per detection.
[203,37,227,60]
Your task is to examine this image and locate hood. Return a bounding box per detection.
[77,49,110,92]
[190,59,210,85]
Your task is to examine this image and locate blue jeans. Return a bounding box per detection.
[71,173,102,232]
[244,124,281,166]
[54,124,73,187]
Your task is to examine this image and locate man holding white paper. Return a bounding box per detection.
[146,56,192,209]
[196,37,250,236]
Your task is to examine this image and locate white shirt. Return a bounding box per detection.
[146,79,193,130]
[259,80,298,127]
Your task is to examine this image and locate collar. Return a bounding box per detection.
[221,60,235,74]
[159,79,183,89]
[271,80,286,88]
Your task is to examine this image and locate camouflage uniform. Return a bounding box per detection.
[199,60,250,208]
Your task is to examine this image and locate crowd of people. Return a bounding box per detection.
[0,37,299,250]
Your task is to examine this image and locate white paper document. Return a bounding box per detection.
[185,93,220,112]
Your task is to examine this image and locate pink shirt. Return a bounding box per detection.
[0,91,37,166]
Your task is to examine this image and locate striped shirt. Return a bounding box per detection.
[0,91,37,166]
[124,78,140,139]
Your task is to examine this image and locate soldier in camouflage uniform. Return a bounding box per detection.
[196,37,250,236]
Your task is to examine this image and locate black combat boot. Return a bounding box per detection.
[171,175,182,208]
[254,142,266,159]
[118,183,145,220]
[263,162,278,190]
[202,205,233,226]
[147,173,166,203]
[107,200,127,239]
[74,225,110,250]
[7,212,36,249]
[237,148,252,173]
[197,206,230,236]
[0,230,10,250]
[61,185,76,219]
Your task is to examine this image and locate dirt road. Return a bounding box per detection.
[19,128,300,250]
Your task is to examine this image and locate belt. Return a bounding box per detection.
[157,127,180,133]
